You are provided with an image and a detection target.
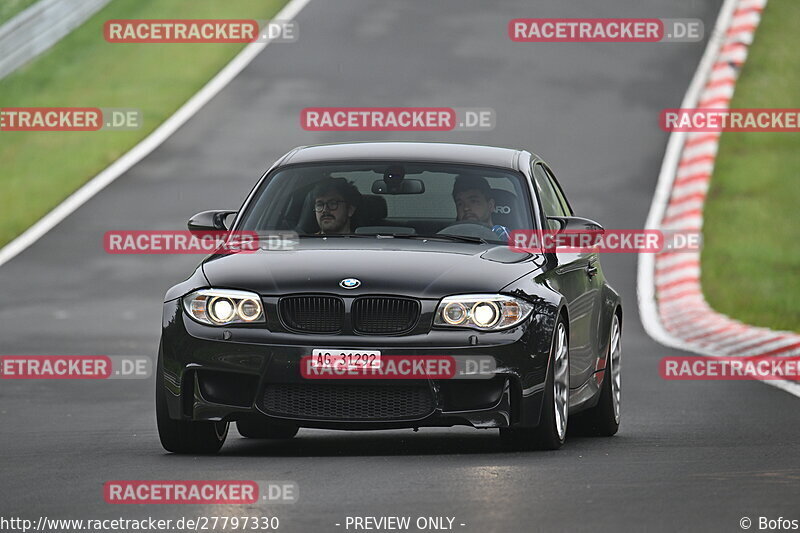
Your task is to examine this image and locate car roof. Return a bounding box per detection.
[281,142,527,171]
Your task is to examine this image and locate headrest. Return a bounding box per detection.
[490,189,522,229]
[353,195,388,226]
[296,190,319,233]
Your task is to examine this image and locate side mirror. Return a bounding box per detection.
[546,216,604,233]
[188,210,237,231]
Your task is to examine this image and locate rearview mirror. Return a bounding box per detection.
[188,210,237,231]
[371,179,425,195]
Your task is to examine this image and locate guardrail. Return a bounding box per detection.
[0,0,112,80]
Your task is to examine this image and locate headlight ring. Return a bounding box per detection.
[433,294,533,331]
[182,289,265,326]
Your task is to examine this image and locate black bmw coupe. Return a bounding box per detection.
[157,142,622,453]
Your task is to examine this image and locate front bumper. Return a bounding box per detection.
[159,299,554,430]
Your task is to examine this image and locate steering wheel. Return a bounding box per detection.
[437,222,499,241]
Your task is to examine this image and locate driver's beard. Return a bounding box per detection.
[320,217,350,234]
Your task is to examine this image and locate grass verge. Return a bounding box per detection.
[0,0,286,247]
[0,0,39,26]
[702,0,800,332]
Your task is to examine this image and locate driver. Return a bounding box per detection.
[452,175,510,241]
[311,177,361,234]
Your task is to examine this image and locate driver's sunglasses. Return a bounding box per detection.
[314,199,345,212]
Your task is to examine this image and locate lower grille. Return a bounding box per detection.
[279,295,344,333]
[262,383,436,421]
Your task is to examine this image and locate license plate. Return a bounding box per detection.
[311,349,381,369]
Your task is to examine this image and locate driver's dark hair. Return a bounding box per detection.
[311,177,362,207]
[452,174,492,200]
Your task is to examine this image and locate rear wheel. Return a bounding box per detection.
[501,318,569,450]
[155,345,228,454]
[572,312,621,436]
[236,419,299,439]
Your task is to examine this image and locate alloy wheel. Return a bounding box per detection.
[553,322,569,441]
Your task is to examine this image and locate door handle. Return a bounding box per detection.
[586,263,598,277]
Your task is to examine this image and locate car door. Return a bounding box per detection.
[532,163,597,388]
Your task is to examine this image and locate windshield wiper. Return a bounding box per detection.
[297,233,489,244]
[297,234,373,238]
[385,233,489,244]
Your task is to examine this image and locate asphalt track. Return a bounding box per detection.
[1,1,799,532]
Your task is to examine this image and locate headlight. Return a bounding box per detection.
[434,294,533,331]
[182,289,265,326]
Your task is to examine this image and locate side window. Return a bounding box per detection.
[533,164,566,229]
[542,165,573,216]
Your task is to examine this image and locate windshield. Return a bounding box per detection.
[237,162,535,243]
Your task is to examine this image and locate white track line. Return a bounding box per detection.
[0,0,311,269]
[637,0,800,398]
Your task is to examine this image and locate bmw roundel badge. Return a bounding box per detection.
[339,278,361,289]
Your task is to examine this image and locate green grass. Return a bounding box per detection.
[0,0,39,25]
[702,0,800,332]
[0,0,286,246]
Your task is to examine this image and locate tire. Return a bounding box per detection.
[236,419,299,439]
[572,312,621,437]
[156,344,228,454]
[500,318,569,450]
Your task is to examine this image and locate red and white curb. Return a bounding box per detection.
[638,0,800,397]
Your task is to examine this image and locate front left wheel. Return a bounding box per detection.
[156,345,228,454]
[500,318,569,450]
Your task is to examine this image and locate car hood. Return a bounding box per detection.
[201,239,542,299]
